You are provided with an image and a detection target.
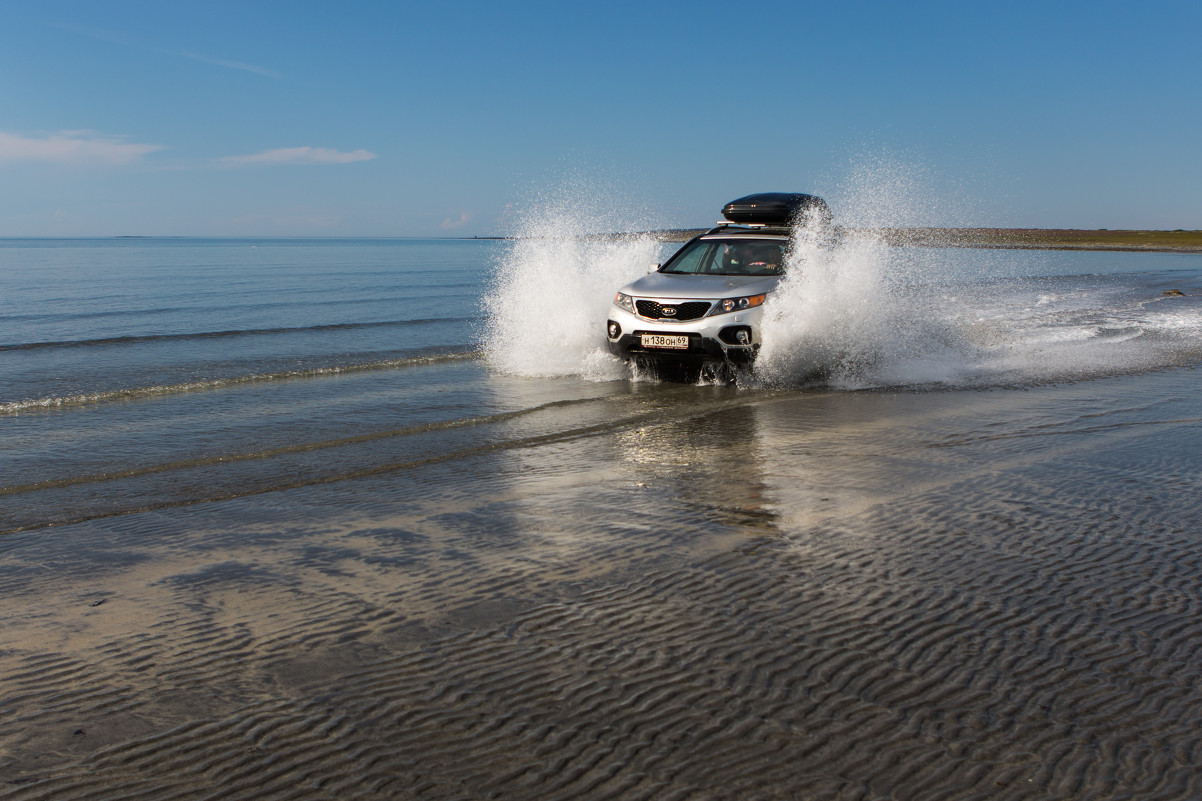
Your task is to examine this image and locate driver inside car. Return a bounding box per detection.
[731,243,781,275]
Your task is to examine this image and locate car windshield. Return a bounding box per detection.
[660,238,787,276]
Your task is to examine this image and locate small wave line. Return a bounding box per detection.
[0,392,781,535]
[0,317,468,352]
[0,350,479,415]
[0,395,617,497]
[927,416,1202,448]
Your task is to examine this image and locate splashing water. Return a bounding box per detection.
[484,170,1202,389]
[481,193,663,380]
[757,158,998,388]
[751,157,1202,389]
[756,221,980,388]
[757,220,1202,389]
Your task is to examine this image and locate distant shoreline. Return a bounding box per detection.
[654,227,1202,253]
[878,227,1202,253]
[2,231,1198,252]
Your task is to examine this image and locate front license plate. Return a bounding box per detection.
[641,334,689,350]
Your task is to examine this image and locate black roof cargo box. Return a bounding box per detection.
[721,192,830,226]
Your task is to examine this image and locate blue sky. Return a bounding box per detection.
[1,0,1199,236]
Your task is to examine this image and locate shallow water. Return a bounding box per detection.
[3,236,1201,533]
[2,237,1202,799]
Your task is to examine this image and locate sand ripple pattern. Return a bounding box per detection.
[2,383,1202,799]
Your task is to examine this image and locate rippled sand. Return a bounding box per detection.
[3,371,1202,800]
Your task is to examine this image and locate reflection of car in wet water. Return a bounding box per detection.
[606,192,830,381]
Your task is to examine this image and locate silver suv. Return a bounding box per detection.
[606,192,829,379]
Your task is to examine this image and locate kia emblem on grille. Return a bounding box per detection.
[662,307,676,316]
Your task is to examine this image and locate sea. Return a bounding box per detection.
[2,234,1201,535]
[4,232,1202,799]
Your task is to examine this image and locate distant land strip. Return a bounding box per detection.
[653,227,1202,252]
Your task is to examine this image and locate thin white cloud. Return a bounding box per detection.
[440,212,474,230]
[218,147,377,167]
[224,211,345,231]
[173,50,281,78]
[0,131,165,165]
[55,23,281,78]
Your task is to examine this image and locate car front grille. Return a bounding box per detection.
[635,300,712,321]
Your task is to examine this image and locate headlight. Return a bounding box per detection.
[614,292,635,313]
[709,293,766,316]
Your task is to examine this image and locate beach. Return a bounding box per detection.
[3,370,1202,799]
[3,237,1202,799]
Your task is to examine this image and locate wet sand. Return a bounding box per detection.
[3,371,1202,799]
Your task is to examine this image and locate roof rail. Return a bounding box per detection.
[707,221,792,234]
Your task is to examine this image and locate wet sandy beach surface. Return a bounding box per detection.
[3,370,1202,800]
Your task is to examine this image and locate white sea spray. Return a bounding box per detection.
[483,163,1202,387]
[481,190,663,380]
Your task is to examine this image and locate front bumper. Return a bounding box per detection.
[605,306,761,366]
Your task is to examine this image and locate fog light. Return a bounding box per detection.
[718,326,753,346]
[607,321,621,339]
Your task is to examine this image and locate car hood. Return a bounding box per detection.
[618,272,781,300]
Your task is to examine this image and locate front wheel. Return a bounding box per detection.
[632,356,700,383]
[699,361,739,385]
